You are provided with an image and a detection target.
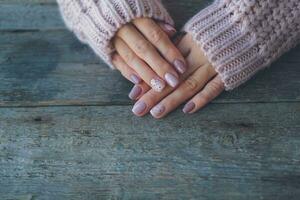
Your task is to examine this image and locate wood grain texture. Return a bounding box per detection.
[0,103,300,200]
[0,0,299,106]
[0,30,299,106]
[0,0,211,30]
[0,0,300,199]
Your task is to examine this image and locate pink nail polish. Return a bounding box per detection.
[150,104,166,117]
[165,73,179,88]
[164,23,176,33]
[132,101,147,115]
[130,74,142,84]
[129,85,142,100]
[150,78,166,92]
[174,60,187,74]
[183,102,195,114]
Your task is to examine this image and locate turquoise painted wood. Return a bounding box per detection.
[0,0,300,199]
[1,104,300,199]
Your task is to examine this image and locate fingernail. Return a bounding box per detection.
[129,85,142,100]
[183,102,195,114]
[165,73,179,88]
[164,23,176,33]
[151,78,166,92]
[174,59,187,74]
[150,104,166,117]
[130,74,142,84]
[132,101,147,115]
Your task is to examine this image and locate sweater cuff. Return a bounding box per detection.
[183,1,263,90]
[57,0,174,69]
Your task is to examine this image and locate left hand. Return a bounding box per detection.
[130,33,225,118]
[112,18,186,93]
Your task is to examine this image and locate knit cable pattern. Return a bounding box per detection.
[184,0,300,90]
[57,0,174,68]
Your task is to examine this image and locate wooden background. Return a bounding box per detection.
[0,0,300,199]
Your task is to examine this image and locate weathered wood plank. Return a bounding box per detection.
[0,103,299,199]
[0,30,299,106]
[0,3,64,30]
[0,0,299,106]
[0,1,299,199]
[0,0,55,3]
[0,31,100,64]
[0,0,211,30]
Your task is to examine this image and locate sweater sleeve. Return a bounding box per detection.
[183,0,300,90]
[57,0,173,69]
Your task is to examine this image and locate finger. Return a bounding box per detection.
[128,83,151,100]
[133,18,187,74]
[177,33,193,57]
[149,63,217,118]
[117,24,180,88]
[157,21,177,37]
[130,50,201,117]
[112,53,141,84]
[112,53,151,100]
[183,75,224,114]
[114,37,166,92]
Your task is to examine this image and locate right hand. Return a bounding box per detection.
[131,33,225,118]
[112,18,187,95]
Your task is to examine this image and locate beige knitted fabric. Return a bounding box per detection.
[58,0,300,90]
[57,0,173,68]
[184,0,300,90]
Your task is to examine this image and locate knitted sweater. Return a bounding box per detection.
[183,0,300,90]
[56,0,173,69]
[57,0,300,90]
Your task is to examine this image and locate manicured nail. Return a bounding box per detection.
[130,74,142,84]
[151,78,166,92]
[164,23,176,33]
[132,101,147,115]
[150,104,166,117]
[174,59,187,74]
[165,73,179,88]
[183,102,195,114]
[129,85,142,100]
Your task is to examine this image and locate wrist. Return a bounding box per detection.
[57,0,174,68]
[183,1,261,90]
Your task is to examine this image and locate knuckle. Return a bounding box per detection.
[184,77,199,91]
[204,86,215,99]
[208,79,224,94]
[198,80,223,103]
[123,51,135,63]
[164,47,177,59]
[198,92,210,103]
[160,62,172,71]
[149,28,165,44]
[142,92,157,106]
[134,39,151,55]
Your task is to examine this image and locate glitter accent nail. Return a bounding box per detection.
[150,78,165,92]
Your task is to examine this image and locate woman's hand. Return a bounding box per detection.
[130,33,225,118]
[111,18,187,93]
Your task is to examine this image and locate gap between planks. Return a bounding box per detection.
[0,101,299,109]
